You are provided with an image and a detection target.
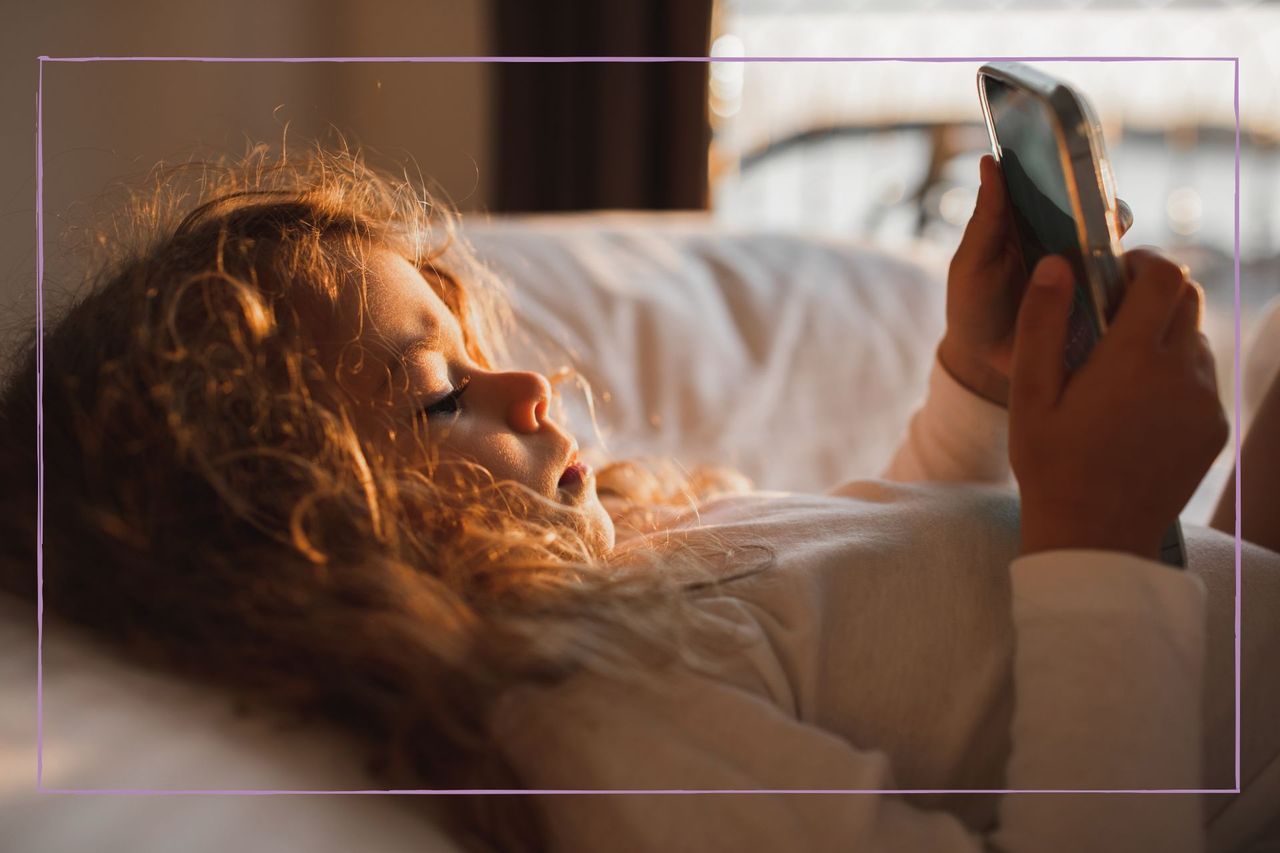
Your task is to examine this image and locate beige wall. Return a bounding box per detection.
[0,0,493,352]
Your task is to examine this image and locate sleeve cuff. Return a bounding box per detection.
[931,353,1011,434]
[1005,547,1206,791]
[879,356,1013,484]
[1010,548,1207,612]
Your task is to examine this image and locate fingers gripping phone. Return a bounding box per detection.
[977,61,1187,569]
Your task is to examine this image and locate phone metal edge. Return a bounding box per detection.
[977,63,1186,569]
[978,62,1120,332]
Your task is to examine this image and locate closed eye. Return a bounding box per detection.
[420,375,471,419]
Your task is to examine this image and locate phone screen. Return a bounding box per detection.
[983,76,1098,371]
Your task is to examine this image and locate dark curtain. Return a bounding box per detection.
[491,0,713,212]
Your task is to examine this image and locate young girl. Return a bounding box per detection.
[1,145,1276,853]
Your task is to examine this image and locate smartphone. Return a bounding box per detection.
[976,61,1187,569]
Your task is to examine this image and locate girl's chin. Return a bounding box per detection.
[536,487,615,555]
[578,492,616,554]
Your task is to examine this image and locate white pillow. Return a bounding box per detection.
[0,593,462,852]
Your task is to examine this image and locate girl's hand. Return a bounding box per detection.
[939,154,1132,407]
[1010,250,1228,561]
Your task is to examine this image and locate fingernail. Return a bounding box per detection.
[1117,199,1133,229]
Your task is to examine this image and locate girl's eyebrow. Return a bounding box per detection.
[400,331,444,362]
[373,329,443,395]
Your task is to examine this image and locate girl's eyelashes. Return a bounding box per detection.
[420,374,471,419]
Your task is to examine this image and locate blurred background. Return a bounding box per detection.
[3,0,1278,473]
[707,1,1280,439]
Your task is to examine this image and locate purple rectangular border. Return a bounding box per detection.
[34,53,1244,797]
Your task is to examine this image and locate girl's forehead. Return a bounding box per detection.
[360,247,454,322]
[339,247,462,354]
[288,243,468,385]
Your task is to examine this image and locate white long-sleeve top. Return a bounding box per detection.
[490,358,1208,853]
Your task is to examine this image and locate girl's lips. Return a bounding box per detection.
[558,461,590,488]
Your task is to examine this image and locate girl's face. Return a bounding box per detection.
[319,246,615,553]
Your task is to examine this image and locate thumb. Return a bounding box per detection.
[1011,255,1076,412]
[951,155,1009,272]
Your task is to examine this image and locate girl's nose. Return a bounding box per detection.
[501,371,552,434]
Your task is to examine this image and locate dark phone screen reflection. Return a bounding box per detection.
[985,77,1098,372]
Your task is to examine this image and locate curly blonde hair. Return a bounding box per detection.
[0,141,769,851]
